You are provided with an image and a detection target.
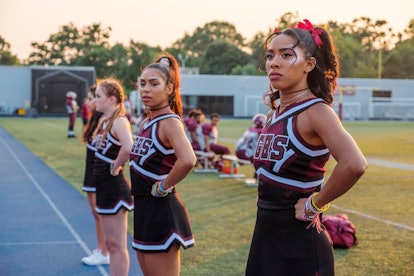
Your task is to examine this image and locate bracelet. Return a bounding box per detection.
[110,162,115,174]
[158,180,168,193]
[310,193,330,212]
[303,196,318,221]
[152,183,168,198]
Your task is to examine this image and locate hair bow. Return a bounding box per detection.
[296,19,323,46]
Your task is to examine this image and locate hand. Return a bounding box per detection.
[294,197,308,221]
[151,182,167,198]
[110,162,122,176]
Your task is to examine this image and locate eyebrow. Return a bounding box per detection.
[140,77,161,82]
[279,47,294,51]
[266,46,294,53]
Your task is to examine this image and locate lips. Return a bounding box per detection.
[141,95,152,102]
[268,72,282,81]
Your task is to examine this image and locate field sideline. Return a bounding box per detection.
[1,117,414,275]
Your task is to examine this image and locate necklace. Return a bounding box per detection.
[279,88,310,106]
[149,104,169,111]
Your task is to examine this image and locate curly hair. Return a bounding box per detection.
[260,22,339,108]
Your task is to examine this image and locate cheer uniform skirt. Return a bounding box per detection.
[246,208,334,276]
[94,169,134,215]
[82,147,96,192]
[132,192,194,253]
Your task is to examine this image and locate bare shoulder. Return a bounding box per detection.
[112,116,132,136]
[161,116,184,134]
[306,102,340,123]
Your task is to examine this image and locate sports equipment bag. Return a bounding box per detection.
[322,214,358,248]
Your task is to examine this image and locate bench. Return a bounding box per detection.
[193,150,218,173]
[219,154,251,178]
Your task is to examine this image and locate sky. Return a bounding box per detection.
[1,0,413,60]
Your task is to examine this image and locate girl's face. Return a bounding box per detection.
[86,92,95,111]
[94,86,112,113]
[265,34,314,92]
[139,68,172,109]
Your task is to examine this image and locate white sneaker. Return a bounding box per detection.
[82,249,110,266]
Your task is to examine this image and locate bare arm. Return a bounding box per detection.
[190,131,198,144]
[295,104,367,213]
[157,117,196,189]
[110,116,133,175]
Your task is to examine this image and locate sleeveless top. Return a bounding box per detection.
[253,98,330,210]
[129,113,181,196]
[92,121,123,175]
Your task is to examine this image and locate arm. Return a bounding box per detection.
[110,116,133,175]
[204,134,211,152]
[188,121,199,143]
[157,117,196,190]
[72,101,79,113]
[295,104,367,216]
[190,131,198,143]
[202,124,212,152]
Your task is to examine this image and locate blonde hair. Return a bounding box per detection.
[93,78,126,144]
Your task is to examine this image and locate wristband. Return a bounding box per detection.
[152,183,168,198]
[310,193,330,212]
[303,196,318,221]
[158,180,168,194]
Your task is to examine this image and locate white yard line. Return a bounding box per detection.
[0,135,109,276]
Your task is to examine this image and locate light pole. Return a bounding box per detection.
[377,47,382,80]
[178,53,189,68]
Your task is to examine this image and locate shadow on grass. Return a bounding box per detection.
[334,248,350,260]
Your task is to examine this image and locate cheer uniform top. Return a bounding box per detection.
[184,117,202,150]
[198,123,217,151]
[82,141,97,192]
[235,126,263,161]
[129,113,195,253]
[246,98,334,276]
[92,120,134,215]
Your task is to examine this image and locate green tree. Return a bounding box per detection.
[125,40,161,92]
[231,64,263,76]
[27,23,112,66]
[27,23,80,65]
[246,12,309,73]
[247,31,268,69]
[200,40,249,74]
[0,35,19,65]
[403,18,414,38]
[274,11,300,30]
[382,37,414,78]
[328,22,374,77]
[171,21,245,64]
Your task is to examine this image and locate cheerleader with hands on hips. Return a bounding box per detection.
[129,52,196,276]
[92,78,134,276]
[245,19,367,276]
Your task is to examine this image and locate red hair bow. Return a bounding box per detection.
[296,19,323,46]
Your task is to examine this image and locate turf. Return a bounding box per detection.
[1,117,414,275]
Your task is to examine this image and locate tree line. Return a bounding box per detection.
[1,12,413,92]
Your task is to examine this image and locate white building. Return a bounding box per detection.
[1,65,413,120]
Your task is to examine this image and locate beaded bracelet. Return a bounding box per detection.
[310,192,330,212]
[303,198,318,220]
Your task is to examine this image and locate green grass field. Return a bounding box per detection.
[1,117,414,275]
